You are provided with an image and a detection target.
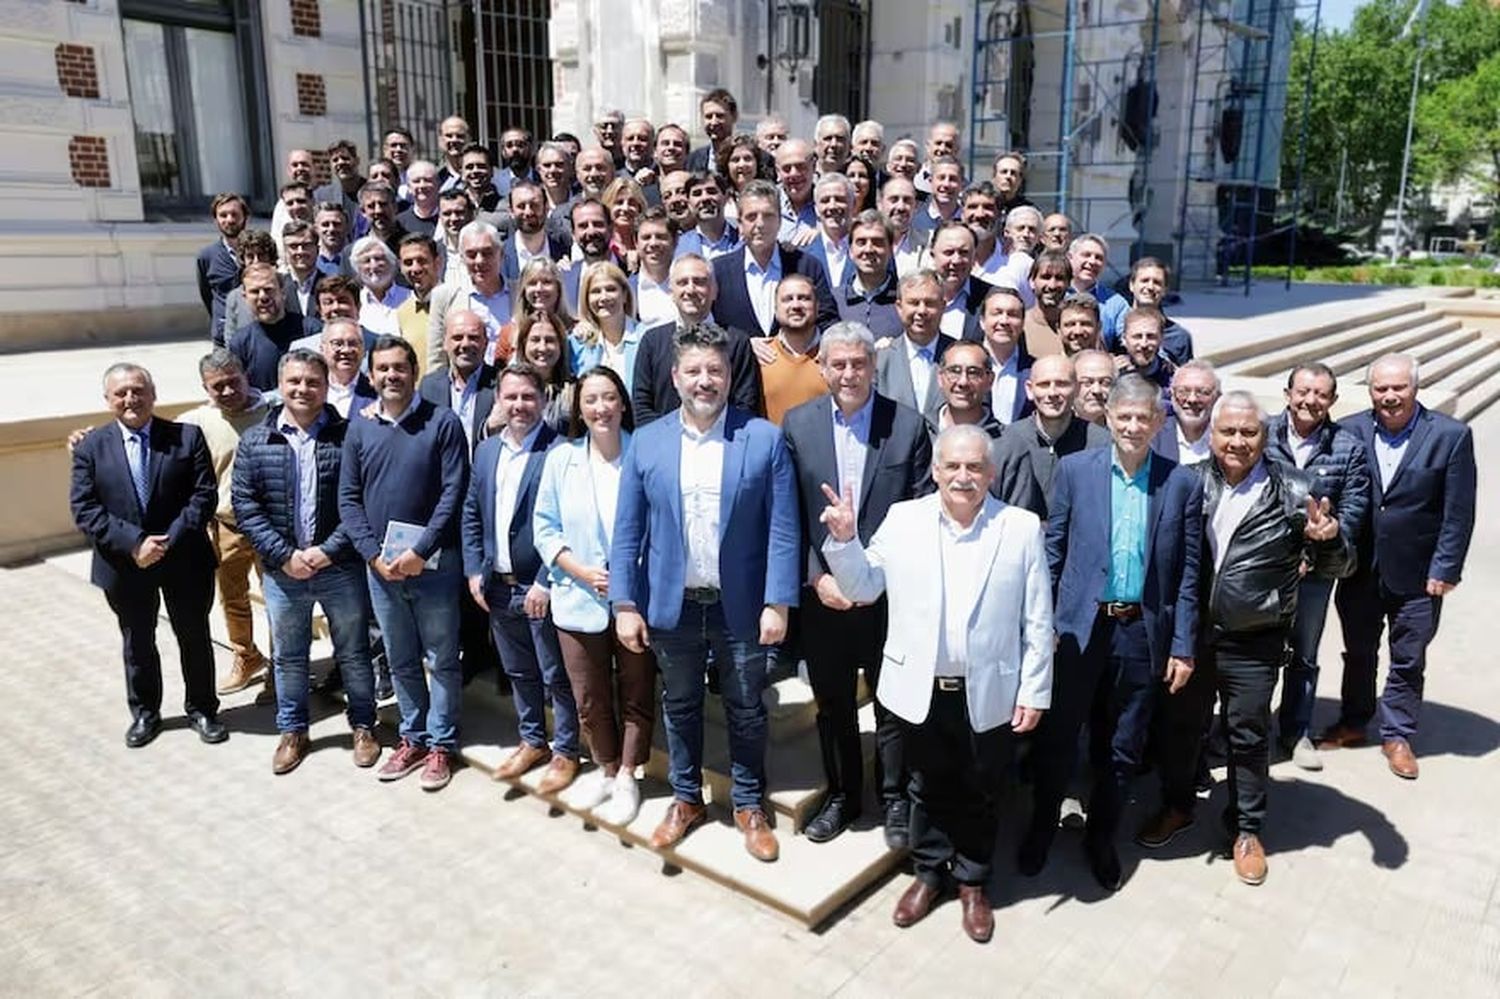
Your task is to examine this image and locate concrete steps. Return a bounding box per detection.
[1215,308,1447,377]
[458,682,901,928]
[1207,296,1500,426]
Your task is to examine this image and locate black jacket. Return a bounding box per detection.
[1198,459,1354,638]
[231,405,356,570]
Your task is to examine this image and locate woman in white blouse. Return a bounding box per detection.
[532,365,656,825]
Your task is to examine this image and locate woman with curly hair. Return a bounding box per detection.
[719,133,770,225]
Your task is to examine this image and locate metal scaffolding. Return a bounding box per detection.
[967,0,1322,293]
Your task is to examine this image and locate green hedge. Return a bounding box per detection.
[1249,265,1500,288]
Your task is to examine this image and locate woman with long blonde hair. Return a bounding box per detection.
[493,257,575,366]
[567,261,642,397]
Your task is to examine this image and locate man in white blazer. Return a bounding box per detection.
[821,422,1053,944]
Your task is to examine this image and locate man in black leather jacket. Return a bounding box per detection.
[1136,391,1352,887]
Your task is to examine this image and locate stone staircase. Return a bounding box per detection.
[458,674,900,928]
[1205,296,1500,423]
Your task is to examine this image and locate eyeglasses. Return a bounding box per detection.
[1173,387,1218,399]
[941,365,989,380]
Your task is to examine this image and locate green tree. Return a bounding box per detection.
[1414,51,1500,204]
[1281,0,1500,242]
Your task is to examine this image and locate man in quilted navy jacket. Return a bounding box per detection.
[232,348,382,776]
[1265,362,1370,770]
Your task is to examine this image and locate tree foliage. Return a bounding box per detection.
[1413,51,1500,202]
[1281,0,1500,239]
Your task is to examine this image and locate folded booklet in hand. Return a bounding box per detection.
[381,520,441,571]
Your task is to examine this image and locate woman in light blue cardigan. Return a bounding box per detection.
[532,364,656,825]
[568,261,642,398]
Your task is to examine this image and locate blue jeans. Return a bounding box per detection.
[652,598,768,810]
[366,555,463,750]
[1278,574,1335,741]
[486,577,579,757]
[262,563,376,732]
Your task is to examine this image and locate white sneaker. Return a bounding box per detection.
[1290,736,1324,772]
[596,772,642,826]
[564,769,614,810]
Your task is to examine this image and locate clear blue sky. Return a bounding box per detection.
[1317,0,1365,31]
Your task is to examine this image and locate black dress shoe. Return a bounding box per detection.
[1017,817,1055,877]
[125,715,161,749]
[189,713,229,744]
[804,796,859,843]
[883,798,911,850]
[1085,838,1123,892]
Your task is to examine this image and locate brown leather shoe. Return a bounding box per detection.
[650,800,708,849]
[958,885,994,943]
[892,878,940,928]
[1136,807,1195,849]
[1382,739,1419,779]
[1232,832,1268,886]
[1315,723,1368,750]
[272,732,310,775]
[734,807,780,862]
[535,755,580,795]
[351,727,381,768]
[219,654,267,695]
[493,743,551,782]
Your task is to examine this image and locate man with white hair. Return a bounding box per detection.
[754,114,788,157]
[914,121,960,199]
[427,219,511,371]
[1139,390,1352,887]
[821,421,1052,943]
[351,235,411,337]
[814,113,852,176]
[592,107,625,167]
[1069,233,1122,309]
[806,172,854,288]
[1323,353,1475,781]
[851,120,885,164]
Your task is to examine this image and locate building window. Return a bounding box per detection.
[465,0,553,147]
[121,0,271,212]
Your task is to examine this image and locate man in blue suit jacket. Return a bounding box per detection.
[710,180,838,337]
[70,363,225,748]
[462,364,581,792]
[610,324,800,862]
[1324,354,1477,780]
[197,194,247,344]
[1022,374,1203,890]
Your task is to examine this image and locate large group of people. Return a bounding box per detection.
[78,92,1477,944]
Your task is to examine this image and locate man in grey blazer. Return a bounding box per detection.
[783,321,934,847]
[874,269,957,426]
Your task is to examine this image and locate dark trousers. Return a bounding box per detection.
[555,625,658,771]
[1032,613,1155,846]
[1155,628,1285,835]
[1335,571,1443,743]
[486,577,579,757]
[1278,574,1334,742]
[904,684,1013,888]
[459,585,500,683]
[800,596,904,810]
[104,566,219,722]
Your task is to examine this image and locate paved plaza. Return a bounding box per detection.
[2,409,1497,998]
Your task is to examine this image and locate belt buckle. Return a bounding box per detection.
[936,677,963,692]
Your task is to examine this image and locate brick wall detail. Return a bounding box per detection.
[68,135,110,188]
[296,72,327,117]
[291,0,322,38]
[55,43,100,99]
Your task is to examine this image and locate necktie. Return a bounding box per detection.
[128,431,150,512]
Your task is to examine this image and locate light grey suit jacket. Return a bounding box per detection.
[875,332,956,426]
